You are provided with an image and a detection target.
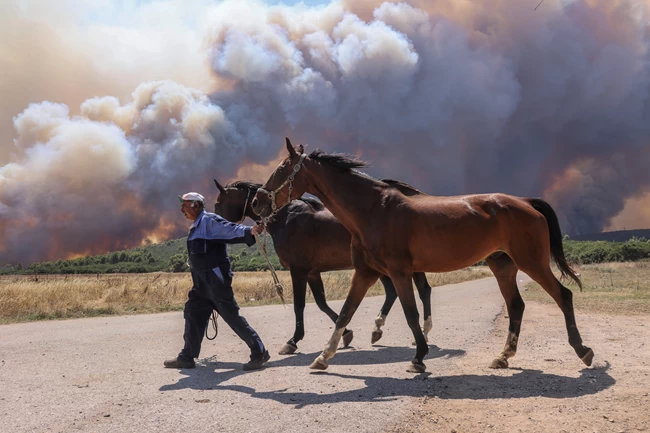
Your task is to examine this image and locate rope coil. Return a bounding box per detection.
[205,311,218,340]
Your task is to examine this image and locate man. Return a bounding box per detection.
[164,192,270,370]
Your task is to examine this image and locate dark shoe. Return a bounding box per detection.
[164,357,196,369]
[243,350,270,371]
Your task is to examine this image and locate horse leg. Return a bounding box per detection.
[308,272,354,348]
[372,275,398,344]
[515,259,593,366]
[309,265,380,370]
[390,271,429,373]
[486,252,525,369]
[412,272,433,345]
[279,268,308,355]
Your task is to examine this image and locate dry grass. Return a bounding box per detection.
[0,268,491,324]
[523,261,650,315]
[235,267,492,307]
[0,273,189,324]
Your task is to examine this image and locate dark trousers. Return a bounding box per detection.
[179,270,265,361]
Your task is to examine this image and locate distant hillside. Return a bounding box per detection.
[1,236,283,275]
[4,229,650,275]
[571,229,650,242]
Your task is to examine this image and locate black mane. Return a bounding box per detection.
[309,149,368,172]
[297,196,325,210]
[226,180,262,191]
[307,150,422,196]
[381,179,423,196]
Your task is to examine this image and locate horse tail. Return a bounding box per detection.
[527,198,583,291]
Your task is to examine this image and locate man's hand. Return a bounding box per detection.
[251,222,265,236]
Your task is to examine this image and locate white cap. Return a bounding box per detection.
[178,192,205,203]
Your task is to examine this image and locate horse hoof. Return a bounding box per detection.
[406,361,426,373]
[309,356,329,370]
[489,358,509,369]
[342,330,354,348]
[371,330,383,344]
[278,342,297,355]
[581,348,594,366]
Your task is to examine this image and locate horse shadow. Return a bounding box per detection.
[159,344,464,392]
[218,364,614,409]
[160,345,614,408]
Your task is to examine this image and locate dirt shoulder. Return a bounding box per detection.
[388,300,650,433]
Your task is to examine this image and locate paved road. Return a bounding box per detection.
[0,275,519,433]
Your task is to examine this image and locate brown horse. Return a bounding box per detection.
[251,138,594,373]
[213,179,433,355]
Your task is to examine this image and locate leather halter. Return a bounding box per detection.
[257,153,307,216]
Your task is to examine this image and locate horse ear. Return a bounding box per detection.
[214,179,225,194]
[286,137,297,157]
[297,144,304,154]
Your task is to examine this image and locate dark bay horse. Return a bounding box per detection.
[213,179,433,355]
[251,138,594,373]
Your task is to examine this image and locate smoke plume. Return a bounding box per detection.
[1,0,649,265]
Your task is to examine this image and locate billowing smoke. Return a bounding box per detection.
[0,0,213,163]
[0,80,273,264]
[204,0,650,233]
[1,0,649,265]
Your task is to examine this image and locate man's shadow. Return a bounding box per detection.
[160,344,464,391]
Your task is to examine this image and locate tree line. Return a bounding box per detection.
[1,238,283,275]
[2,237,649,276]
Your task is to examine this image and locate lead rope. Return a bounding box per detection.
[255,220,286,306]
[238,189,286,305]
[252,158,305,306]
[237,190,251,225]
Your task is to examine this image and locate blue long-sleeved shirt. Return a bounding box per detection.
[188,211,256,245]
[186,211,256,272]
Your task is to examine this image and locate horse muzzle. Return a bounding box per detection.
[250,195,271,217]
